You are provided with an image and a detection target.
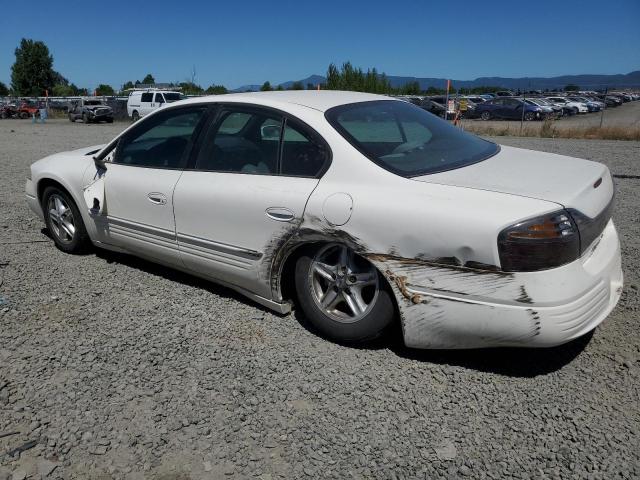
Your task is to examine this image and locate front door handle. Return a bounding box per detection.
[266,207,295,222]
[147,192,167,205]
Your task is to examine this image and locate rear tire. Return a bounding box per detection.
[42,186,91,254]
[68,113,75,122]
[294,244,395,343]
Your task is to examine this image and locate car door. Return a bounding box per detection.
[503,99,521,119]
[154,93,165,111]
[140,92,154,116]
[173,105,330,299]
[98,105,209,266]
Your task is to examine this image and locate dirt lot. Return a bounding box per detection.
[1,119,639,479]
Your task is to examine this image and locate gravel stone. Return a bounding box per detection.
[0,119,639,478]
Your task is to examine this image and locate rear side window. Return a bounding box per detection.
[195,106,330,177]
[196,109,281,174]
[326,100,499,177]
[116,107,206,169]
[281,120,330,177]
[141,92,153,102]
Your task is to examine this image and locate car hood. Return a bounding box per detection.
[86,105,111,110]
[412,145,613,218]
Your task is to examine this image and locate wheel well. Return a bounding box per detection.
[37,178,71,205]
[277,241,400,318]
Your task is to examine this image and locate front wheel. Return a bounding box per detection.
[131,110,140,122]
[524,111,536,121]
[42,187,91,254]
[480,111,491,121]
[295,244,395,343]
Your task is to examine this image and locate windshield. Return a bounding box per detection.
[326,100,499,177]
[84,100,102,106]
[164,93,185,102]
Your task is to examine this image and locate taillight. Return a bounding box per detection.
[498,210,580,272]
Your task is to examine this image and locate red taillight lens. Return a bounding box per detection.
[498,211,580,272]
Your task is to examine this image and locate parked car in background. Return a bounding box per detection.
[476,97,547,120]
[596,94,622,107]
[495,90,515,97]
[0,103,19,119]
[25,91,622,349]
[525,99,561,118]
[546,97,588,114]
[68,99,114,123]
[18,101,40,119]
[464,96,486,104]
[566,96,601,112]
[127,89,185,121]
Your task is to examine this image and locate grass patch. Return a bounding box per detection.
[464,121,640,141]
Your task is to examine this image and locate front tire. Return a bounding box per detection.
[42,186,91,254]
[131,110,140,122]
[83,113,91,124]
[524,111,535,121]
[480,111,491,121]
[295,244,395,343]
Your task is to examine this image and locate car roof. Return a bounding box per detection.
[178,90,393,113]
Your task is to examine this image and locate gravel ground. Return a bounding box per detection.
[1,119,639,479]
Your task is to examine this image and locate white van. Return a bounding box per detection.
[126,90,185,121]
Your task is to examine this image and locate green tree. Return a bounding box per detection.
[11,38,55,96]
[96,84,115,96]
[52,84,74,96]
[260,81,273,91]
[276,85,284,91]
[564,84,580,92]
[142,74,155,85]
[122,81,135,91]
[306,83,315,90]
[179,82,204,95]
[205,84,228,94]
[289,81,304,90]
[0,82,9,96]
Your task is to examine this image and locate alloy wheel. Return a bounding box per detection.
[309,244,379,323]
[47,194,76,244]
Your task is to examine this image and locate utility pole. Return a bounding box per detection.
[599,86,607,128]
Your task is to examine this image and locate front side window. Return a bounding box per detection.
[115,107,205,169]
[155,93,165,104]
[140,92,153,102]
[326,100,499,177]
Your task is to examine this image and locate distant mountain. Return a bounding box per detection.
[232,71,640,92]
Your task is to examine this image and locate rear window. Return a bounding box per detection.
[326,100,499,177]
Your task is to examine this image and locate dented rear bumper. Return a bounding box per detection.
[368,220,623,349]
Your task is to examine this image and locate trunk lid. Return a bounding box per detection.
[412,145,613,218]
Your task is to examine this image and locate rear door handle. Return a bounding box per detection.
[266,207,295,222]
[147,192,167,205]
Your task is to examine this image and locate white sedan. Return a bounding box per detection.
[25,91,623,349]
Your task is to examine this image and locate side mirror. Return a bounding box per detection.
[93,155,107,170]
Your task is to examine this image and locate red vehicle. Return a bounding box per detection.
[17,101,40,119]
